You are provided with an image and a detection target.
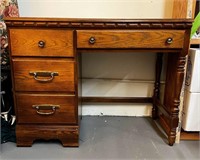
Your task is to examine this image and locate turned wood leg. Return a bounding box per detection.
[163,53,186,146]
[168,130,177,146]
[152,53,163,119]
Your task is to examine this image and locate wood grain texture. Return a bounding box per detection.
[5,17,193,29]
[9,29,74,57]
[16,125,79,147]
[77,30,185,49]
[190,38,200,44]
[172,0,188,18]
[180,131,200,140]
[162,53,187,146]
[6,17,193,147]
[12,58,75,92]
[16,93,77,124]
[191,0,197,18]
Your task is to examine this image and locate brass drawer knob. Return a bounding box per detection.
[38,40,45,48]
[166,37,173,44]
[89,37,96,44]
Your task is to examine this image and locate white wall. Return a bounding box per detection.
[17,0,172,116]
[18,0,173,18]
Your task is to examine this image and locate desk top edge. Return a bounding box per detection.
[5,17,193,29]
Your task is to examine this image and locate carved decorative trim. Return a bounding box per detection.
[5,18,193,29]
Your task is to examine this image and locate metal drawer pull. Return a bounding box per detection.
[29,71,59,82]
[32,104,60,115]
[38,40,45,48]
[166,37,173,44]
[89,37,96,44]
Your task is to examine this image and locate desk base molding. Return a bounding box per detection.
[16,125,79,147]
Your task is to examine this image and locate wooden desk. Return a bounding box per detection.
[5,18,192,146]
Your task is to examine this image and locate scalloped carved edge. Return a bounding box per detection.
[5,19,193,29]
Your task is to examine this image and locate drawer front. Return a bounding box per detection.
[77,30,185,49]
[16,94,77,124]
[9,29,74,57]
[12,58,75,92]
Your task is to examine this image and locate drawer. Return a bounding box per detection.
[16,93,77,124]
[9,29,74,57]
[77,30,185,49]
[12,58,75,92]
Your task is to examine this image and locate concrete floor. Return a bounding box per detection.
[1,116,200,160]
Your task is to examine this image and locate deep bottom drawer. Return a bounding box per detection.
[16,93,77,124]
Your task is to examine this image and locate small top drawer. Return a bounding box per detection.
[77,30,185,49]
[9,29,74,57]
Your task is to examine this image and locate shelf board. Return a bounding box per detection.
[180,130,200,140]
[190,38,200,44]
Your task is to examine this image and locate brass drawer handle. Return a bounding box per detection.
[29,71,59,82]
[38,40,45,48]
[32,104,60,115]
[166,37,173,44]
[89,37,96,44]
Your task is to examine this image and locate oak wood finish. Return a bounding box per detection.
[172,0,188,19]
[9,29,74,57]
[16,125,79,147]
[16,93,77,124]
[172,0,197,19]
[77,30,185,49]
[5,18,193,29]
[190,38,200,45]
[180,131,200,140]
[12,58,75,92]
[5,17,192,147]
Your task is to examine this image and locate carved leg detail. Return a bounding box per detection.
[168,129,177,146]
[161,53,186,146]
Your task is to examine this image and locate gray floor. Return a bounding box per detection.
[0,116,200,160]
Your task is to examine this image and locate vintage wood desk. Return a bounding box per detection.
[5,18,192,146]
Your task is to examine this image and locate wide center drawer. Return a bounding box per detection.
[9,29,74,57]
[12,58,75,92]
[16,93,77,124]
[77,30,185,49]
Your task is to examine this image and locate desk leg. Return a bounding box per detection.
[152,53,163,119]
[163,53,186,146]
